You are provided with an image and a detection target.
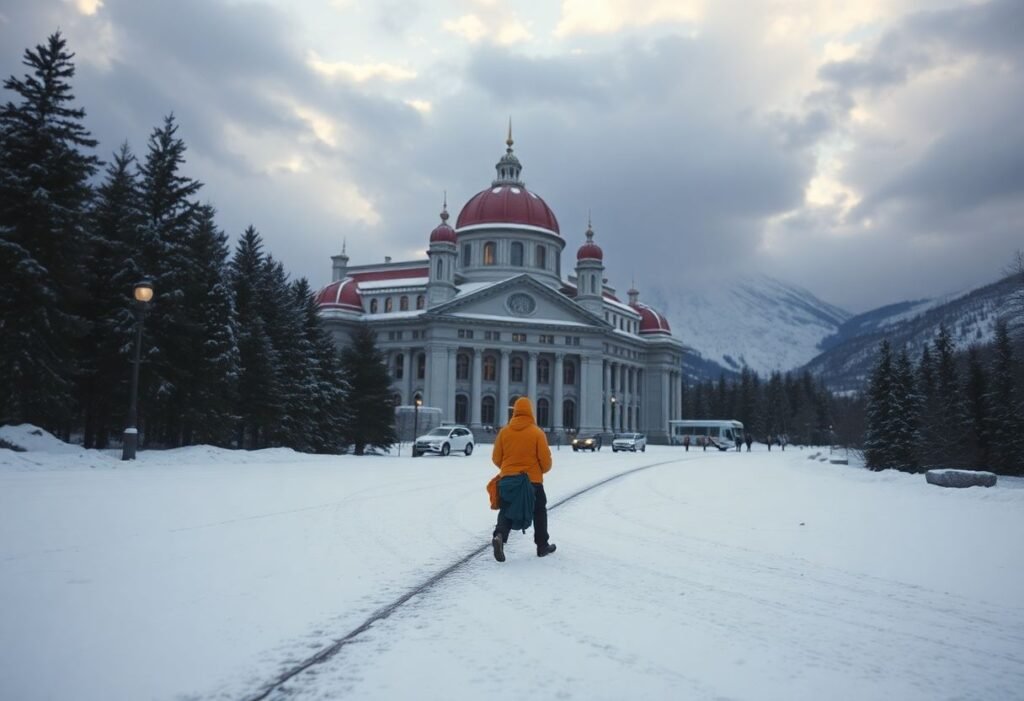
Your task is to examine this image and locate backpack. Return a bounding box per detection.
[498,473,535,532]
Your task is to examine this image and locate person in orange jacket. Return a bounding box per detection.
[491,397,556,561]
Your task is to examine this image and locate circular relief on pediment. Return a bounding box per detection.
[506,292,537,317]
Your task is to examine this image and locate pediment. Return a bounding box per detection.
[427,275,608,329]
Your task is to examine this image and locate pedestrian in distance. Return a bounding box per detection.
[702,435,707,451]
[490,397,556,562]
[683,434,690,452]
[766,434,772,451]
[745,433,753,452]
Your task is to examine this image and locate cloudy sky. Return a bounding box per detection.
[1,0,1021,312]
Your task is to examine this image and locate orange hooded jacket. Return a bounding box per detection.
[491,397,553,485]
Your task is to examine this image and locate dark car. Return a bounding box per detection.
[571,433,602,452]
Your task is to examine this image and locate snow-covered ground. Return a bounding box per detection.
[2,425,1023,701]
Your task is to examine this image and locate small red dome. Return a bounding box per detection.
[316,278,363,312]
[632,303,671,335]
[577,241,603,261]
[430,221,457,243]
[456,185,560,234]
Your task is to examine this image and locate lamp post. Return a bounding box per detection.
[122,279,154,460]
[412,397,422,457]
[610,395,617,435]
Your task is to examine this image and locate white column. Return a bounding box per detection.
[403,347,413,402]
[661,371,670,436]
[471,348,482,428]
[423,345,433,406]
[498,350,510,427]
[527,352,538,406]
[553,353,564,431]
[447,348,457,422]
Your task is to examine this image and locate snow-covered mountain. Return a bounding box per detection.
[803,275,1018,392]
[645,274,851,378]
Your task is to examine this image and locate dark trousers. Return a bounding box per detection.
[494,483,549,547]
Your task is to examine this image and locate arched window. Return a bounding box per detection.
[456,353,470,380]
[399,296,409,311]
[370,298,379,313]
[436,258,443,278]
[510,356,524,382]
[417,353,426,379]
[536,245,546,269]
[462,243,471,268]
[562,400,576,430]
[394,353,404,379]
[482,396,496,425]
[511,241,524,267]
[385,297,394,313]
[483,241,496,266]
[563,360,576,385]
[455,394,469,425]
[483,354,497,382]
[537,358,550,384]
[416,295,425,309]
[537,398,550,428]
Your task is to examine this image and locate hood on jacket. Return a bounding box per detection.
[507,397,535,431]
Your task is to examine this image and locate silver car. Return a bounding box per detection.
[413,425,474,457]
[612,432,647,452]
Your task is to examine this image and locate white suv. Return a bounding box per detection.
[612,432,647,452]
[413,425,475,457]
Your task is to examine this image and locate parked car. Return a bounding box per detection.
[612,432,647,452]
[413,425,474,457]
[571,433,602,452]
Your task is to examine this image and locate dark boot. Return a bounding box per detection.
[492,534,505,562]
[537,543,557,557]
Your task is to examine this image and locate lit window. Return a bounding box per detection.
[385,297,393,312]
[483,242,496,265]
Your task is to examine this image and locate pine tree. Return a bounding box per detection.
[230,227,281,448]
[78,143,146,447]
[964,346,990,469]
[137,114,203,445]
[891,348,920,472]
[864,340,897,470]
[340,325,397,455]
[294,278,351,453]
[0,32,99,430]
[931,324,971,467]
[986,320,1024,475]
[179,204,239,446]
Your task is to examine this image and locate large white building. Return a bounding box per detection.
[316,132,684,442]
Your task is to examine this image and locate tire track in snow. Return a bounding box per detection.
[239,458,681,701]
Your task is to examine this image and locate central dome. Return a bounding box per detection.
[456,126,560,235]
[457,185,560,234]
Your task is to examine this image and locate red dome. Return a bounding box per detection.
[577,241,603,261]
[316,278,363,312]
[456,185,560,234]
[430,221,457,243]
[632,303,671,335]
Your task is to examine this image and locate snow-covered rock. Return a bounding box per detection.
[926,469,997,488]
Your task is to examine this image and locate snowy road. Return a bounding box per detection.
[2,433,1023,700]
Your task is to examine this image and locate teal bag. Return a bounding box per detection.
[498,473,535,532]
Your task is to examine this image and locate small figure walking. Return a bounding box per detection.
[766,434,772,452]
[745,433,753,452]
[490,397,556,561]
[701,435,708,452]
[683,434,690,452]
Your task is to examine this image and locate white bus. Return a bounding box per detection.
[668,419,744,450]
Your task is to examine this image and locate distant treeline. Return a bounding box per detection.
[681,368,864,448]
[0,32,396,454]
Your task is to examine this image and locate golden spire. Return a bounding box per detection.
[506,117,513,151]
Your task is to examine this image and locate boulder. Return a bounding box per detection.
[925,469,997,488]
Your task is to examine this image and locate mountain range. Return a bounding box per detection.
[649,273,1019,391]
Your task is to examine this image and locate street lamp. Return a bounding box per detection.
[412,397,422,457]
[610,395,617,434]
[122,279,154,460]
